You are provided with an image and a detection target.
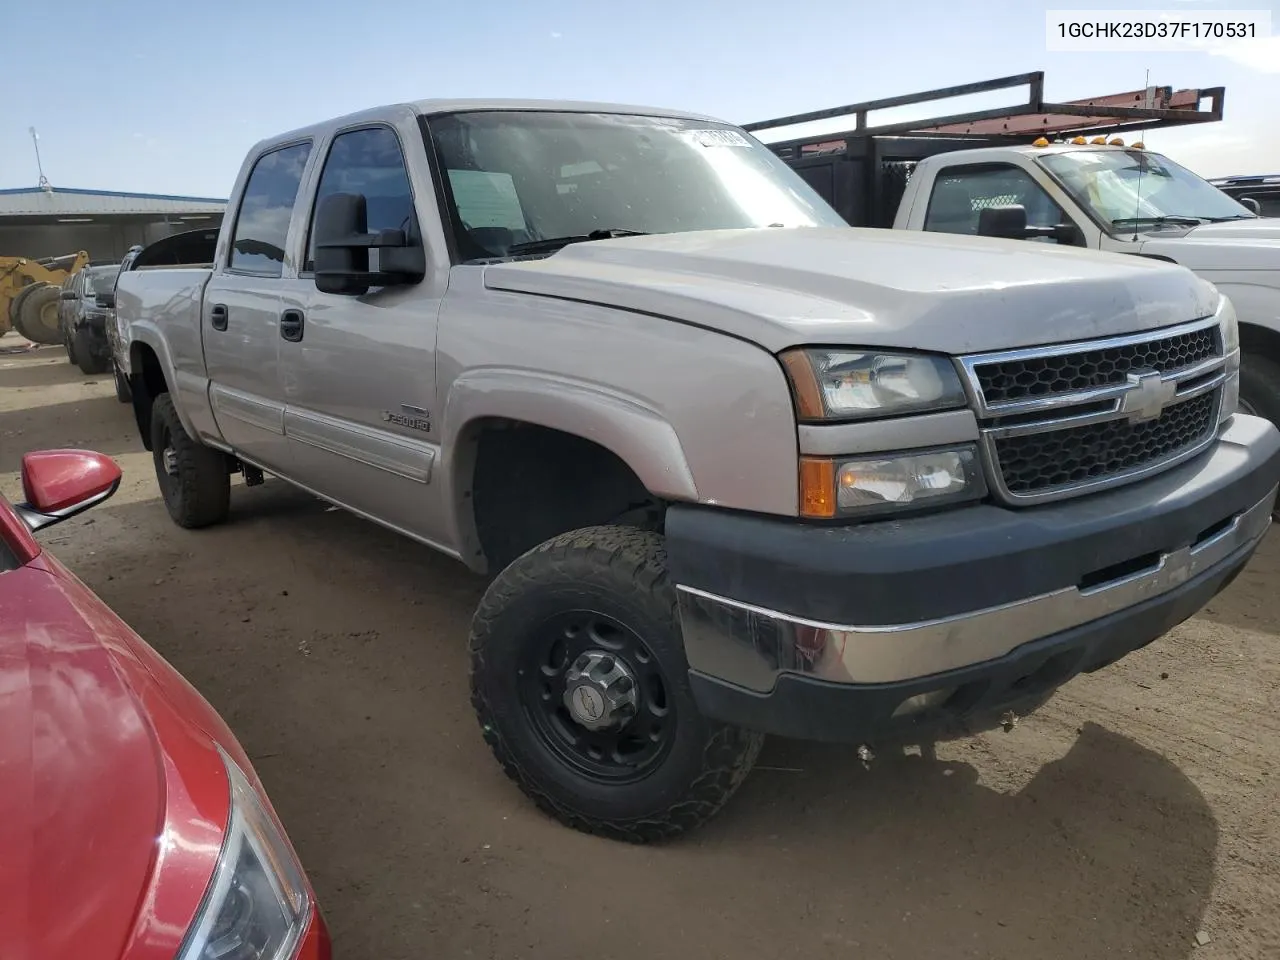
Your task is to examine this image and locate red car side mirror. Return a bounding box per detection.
[18,450,122,532]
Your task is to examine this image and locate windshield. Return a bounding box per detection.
[82,267,117,295]
[1038,149,1254,232]
[426,111,847,260]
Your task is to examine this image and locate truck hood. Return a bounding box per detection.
[484,228,1217,354]
[1139,218,1280,273]
[1,564,163,960]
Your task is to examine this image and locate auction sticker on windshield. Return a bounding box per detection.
[692,129,751,148]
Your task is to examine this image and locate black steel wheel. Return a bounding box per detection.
[149,392,231,529]
[519,610,675,784]
[470,525,763,843]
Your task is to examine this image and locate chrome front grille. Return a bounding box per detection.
[973,326,1217,405]
[960,317,1226,505]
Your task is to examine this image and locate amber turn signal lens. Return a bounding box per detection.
[799,458,836,518]
[780,350,825,419]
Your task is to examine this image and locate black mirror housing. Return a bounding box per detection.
[96,292,116,308]
[977,205,1029,240]
[1240,197,1262,216]
[314,193,425,296]
[60,290,78,301]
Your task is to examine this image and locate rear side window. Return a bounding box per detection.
[304,126,417,272]
[925,164,1066,236]
[230,142,312,277]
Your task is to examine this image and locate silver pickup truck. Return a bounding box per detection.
[118,98,1280,842]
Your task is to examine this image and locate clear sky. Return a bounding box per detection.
[4,0,1277,198]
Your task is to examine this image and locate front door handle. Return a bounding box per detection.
[280,308,305,342]
[210,303,228,331]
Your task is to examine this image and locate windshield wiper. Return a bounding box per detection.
[1204,214,1257,222]
[1110,216,1205,229]
[506,228,649,256]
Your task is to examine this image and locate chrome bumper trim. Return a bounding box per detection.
[677,487,1274,691]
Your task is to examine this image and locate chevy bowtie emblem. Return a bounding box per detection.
[1119,370,1177,423]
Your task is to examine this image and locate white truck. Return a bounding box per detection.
[754,72,1280,428]
[117,95,1279,842]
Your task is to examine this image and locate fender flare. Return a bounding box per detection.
[128,323,202,445]
[439,368,699,570]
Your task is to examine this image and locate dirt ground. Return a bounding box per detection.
[3,336,1278,960]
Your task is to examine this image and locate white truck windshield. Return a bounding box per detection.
[1038,149,1254,231]
[427,111,847,260]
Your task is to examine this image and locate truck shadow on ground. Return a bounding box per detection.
[65,485,1219,960]
[0,396,142,471]
[0,347,98,389]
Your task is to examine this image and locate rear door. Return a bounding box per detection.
[278,123,444,541]
[202,141,313,470]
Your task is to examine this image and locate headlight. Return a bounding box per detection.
[781,348,966,421]
[800,445,985,518]
[178,749,310,960]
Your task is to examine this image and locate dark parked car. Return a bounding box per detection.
[1210,175,1280,217]
[58,263,119,375]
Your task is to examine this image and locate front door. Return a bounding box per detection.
[202,140,313,472]
[278,124,446,544]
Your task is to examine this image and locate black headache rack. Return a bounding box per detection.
[745,71,1226,228]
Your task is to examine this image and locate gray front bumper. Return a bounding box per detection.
[667,414,1280,696]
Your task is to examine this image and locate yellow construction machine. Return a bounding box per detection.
[1,250,90,344]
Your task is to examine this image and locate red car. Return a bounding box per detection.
[0,449,331,960]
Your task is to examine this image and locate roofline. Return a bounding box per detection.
[0,186,227,204]
[251,98,728,154]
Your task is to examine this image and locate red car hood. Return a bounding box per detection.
[1,553,234,960]
[1,561,163,960]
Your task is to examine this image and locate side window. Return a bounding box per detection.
[305,127,417,272]
[229,142,312,277]
[925,165,1068,238]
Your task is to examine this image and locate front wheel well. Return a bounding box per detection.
[129,342,169,451]
[465,420,665,574]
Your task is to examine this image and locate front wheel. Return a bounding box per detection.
[74,327,108,375]
[1239,353,1280,427]
[150,392,230,528]
[469,526,763,843]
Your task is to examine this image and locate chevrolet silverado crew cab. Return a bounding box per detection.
[753,72,1280,431]
[118,97,1280,842]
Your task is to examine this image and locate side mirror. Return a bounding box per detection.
[978,205,1085,246]
[977,205,1029,240]
[313,192,425,296]
[60,290,79,301]
[1240,197,1262,216]
[16,450,122,532]
[96,291,116,309]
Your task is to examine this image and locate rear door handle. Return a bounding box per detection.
[210,303,228,331]
[280,308,305,342]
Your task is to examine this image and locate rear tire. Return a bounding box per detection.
[16,285,63,344]
[469,525,763,843]
[150,392,230,528]
[74,328,108,375]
